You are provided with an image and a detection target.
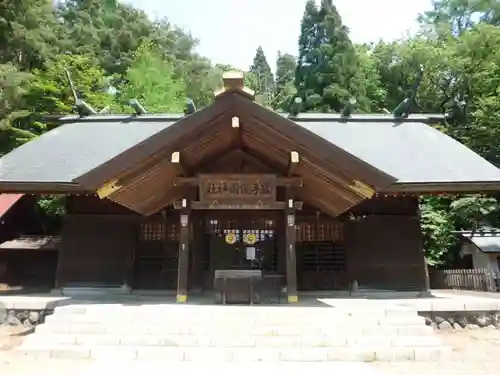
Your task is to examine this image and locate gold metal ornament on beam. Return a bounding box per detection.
[243,233,257,245]
[349,180,375,198]
[225,233,237,244]
[96,179,122,199]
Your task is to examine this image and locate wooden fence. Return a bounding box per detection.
[429,268,500,292]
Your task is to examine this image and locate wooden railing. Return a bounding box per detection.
[430,268,500,292]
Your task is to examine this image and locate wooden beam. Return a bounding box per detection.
[232,116,240,128]
[171,151,187,176]
[248,119,356,187]
[174,176,303,187]
[287,151,300,176]
[173,200,303,210]
[96,179,122,199]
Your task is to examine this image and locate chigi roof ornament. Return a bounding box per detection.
[392,64,424,118]
[184,98,196,116]
[129,99,147,115]
[341,98,357,119]
[288,97,303,118]
[64,68,109,117]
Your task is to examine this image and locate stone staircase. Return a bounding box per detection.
[14,303,450,362]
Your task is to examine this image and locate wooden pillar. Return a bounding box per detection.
[285,189,298,303]
[176,198,190,303]
[191,212,204,291]
[123,225,136,293]
[423,258,431,292]
[416,204,431,294]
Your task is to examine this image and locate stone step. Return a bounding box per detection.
[43,314,425,327]
[36,321,428,336]
[52,305,417,318]
[23,333,442,348]
[14,343,451,362]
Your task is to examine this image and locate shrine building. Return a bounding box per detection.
[0,71,500,304]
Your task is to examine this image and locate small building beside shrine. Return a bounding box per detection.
[457,228,500,273]
[1,71,500,303]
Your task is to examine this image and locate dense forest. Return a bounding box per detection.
[1,0,500,267]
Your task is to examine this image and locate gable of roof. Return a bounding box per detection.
[0,95,499,193]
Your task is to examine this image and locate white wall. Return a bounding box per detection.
[462,243,500,272]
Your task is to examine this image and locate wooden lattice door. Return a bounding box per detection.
[134,215,179,289]
[296,216,346,290]
[202,212,278,289]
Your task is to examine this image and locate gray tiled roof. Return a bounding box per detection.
[467,235,500,253]
[1,112,500,187]
[0,119,173,183]
[295,120,500,183]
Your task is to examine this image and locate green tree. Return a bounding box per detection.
[355,44,386,112]
[296,0,320,109]
[295,0,367,112]
[419,0,500,36]
[249,46,275,106]
[273,52,297,111]
[0,0,62,70]
[118,42,186,113]
[56,0,154,76]
[24,54,114,119]
[420,197,456,266]
[0,64,34,153]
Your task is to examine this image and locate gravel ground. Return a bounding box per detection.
[0,327,499,374]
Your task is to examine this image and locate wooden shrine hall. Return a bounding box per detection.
[1,71,500,304]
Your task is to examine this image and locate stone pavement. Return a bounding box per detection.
[2,289,500,311]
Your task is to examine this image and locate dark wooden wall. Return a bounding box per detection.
[343,196,426,291]
[57,192,425,292]
[0,249,58,289]
[57,195,138,287]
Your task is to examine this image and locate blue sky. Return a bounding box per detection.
[125,0,433,71]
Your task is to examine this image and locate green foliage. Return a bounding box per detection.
[117,42,186,113]
[295,0,368,112]
[25,54,114,117]
[274,52,297,111]
[0,64,34,153]
[419,0,500,36]
[420,197,456,265]
[0,0,61,70]
[450,195,498,229]
[249,46,275,106]
[37,195,66,217]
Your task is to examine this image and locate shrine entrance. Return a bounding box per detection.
[173,172,302,303]
[201,211,280,290]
